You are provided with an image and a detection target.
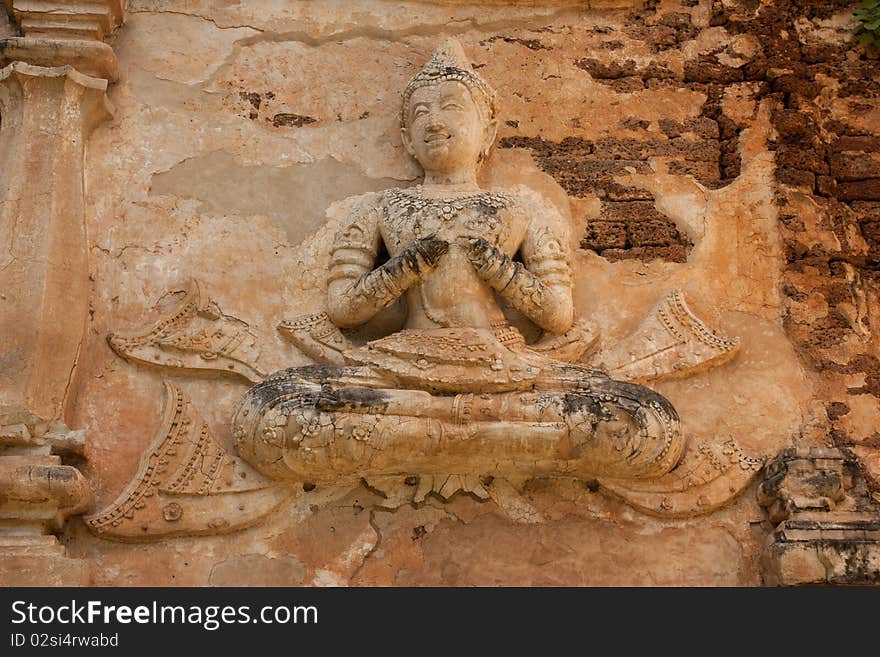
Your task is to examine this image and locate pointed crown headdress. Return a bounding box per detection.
[400,38,497,128]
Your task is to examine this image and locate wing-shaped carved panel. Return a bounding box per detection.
[107,279,265,383]
[85,381,293,541]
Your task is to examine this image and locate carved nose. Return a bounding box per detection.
[426,116,446,131]
[424,120,449,141]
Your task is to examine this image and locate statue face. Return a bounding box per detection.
[402,80,496,174]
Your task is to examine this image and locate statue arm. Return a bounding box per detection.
[327,199,448,328]
[464,202,573,335]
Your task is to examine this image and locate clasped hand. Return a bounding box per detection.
[400,234,505,271]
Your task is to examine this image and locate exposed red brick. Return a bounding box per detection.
[838,179,880,202]
[683,59,744,84]
[830,154,880,182]
[776,145,828,174]
[833,136,880,153]
[777,167,816,189]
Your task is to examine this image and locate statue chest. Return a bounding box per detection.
[379,190,522,255]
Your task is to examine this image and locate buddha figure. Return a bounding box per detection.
[232,39,685,487]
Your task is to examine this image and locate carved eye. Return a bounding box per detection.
[442,103,464,111]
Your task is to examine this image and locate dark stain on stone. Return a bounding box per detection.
[560,392,604,418]
[316,386,390,412]
[271,113,317,128]
[483,35,551,51]
[293,364,357,383]
[239,91,261,110]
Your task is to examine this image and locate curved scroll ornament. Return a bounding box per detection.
[107,279,265,383]
[593,290,740,384]
[84,382,294,541]
[599,438,765,517]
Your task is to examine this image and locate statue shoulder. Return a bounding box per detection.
[340,190,386,216]
[493,185,567,224]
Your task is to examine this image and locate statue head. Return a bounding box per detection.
[400,39,499,176]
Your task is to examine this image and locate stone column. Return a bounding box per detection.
[0,63,111,422]
[0,0,124,585]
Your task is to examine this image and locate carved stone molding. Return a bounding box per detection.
[4,0,125,41]
[1,0,125,79]
[0,412,90,585]
[0,1,123,420]
[758,448,880,586]
[0,0,124,585]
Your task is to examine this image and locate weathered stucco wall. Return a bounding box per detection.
[5,0,867,585]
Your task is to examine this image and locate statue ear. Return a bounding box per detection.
[401,127,416,157]
[481,118,498,160]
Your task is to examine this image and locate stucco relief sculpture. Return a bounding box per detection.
[90,39,762,540]
[236,39,694,483]
[107,279,265,384]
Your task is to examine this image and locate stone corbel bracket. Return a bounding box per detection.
[1,0,124,79]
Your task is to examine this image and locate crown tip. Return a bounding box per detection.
[431,37,470,69]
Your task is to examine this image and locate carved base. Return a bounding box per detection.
[0,536,90,586]
[763,512,880,586]
[0,551,90,586]
[759,447,880,585]
[0,413,91,585]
